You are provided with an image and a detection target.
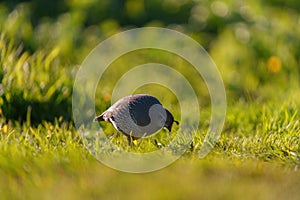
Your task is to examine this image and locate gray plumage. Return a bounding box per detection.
[94,94,179,139]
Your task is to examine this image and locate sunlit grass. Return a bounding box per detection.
[1,0,300,199]
[0,98,300,199]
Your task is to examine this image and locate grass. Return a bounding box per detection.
[0,97,299,199]
[1,0,300,199]
[0,36,299,198]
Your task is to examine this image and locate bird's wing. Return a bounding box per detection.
[128,95,162,126]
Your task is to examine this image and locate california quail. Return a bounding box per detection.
[94,94,179,143]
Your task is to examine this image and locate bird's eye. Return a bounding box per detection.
[111,116,115,121]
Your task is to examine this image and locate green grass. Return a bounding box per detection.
[0,98,299,199]
[1,0,300,199]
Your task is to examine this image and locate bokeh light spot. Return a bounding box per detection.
[267,56,282,73]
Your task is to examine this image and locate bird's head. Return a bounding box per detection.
[164,109,179,132]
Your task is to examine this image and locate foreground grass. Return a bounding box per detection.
[0,99,299,199]
[1,1,300,199]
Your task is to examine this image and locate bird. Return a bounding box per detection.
[94,94,179,144]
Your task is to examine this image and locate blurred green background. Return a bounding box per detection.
[0,0,299,124]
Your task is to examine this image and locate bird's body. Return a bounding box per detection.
[94,94,178,141]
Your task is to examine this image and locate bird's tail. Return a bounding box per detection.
[93,114,104,122]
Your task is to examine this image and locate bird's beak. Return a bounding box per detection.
[166,124,173,132]
[166,120,179,131]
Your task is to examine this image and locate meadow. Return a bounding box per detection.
[0,0,300,199]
